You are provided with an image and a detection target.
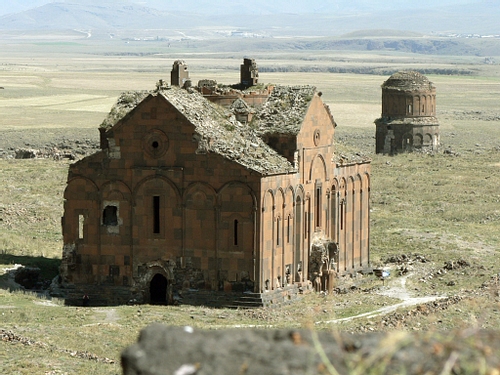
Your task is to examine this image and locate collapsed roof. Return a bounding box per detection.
[251,85,316,136]
[101,85,307,175]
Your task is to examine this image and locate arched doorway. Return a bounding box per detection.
[150,273,168,304]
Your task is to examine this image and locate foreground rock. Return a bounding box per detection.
[122,324,500,375]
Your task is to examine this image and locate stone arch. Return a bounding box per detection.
[141,262,175,304]
[402,133,413,150]
[274,188,286,287]
[414,133,423,148]
[294,194,304,282]
[424,133,433,145]
[64,176,99,199]
[150,273,168,304]
[406,96,413,115]
[330,178,339,245]
[262,189,275,291]
[295,184,305,202]
[133,176,181,247]
[309,153,327,182]
[219,181,257,210]
[262,188,275,211]
[184,182,216,209]
[133,175,181,206]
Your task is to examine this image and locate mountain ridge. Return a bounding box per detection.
[0,1,498,36]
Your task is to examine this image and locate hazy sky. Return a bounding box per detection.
[0,0,479,17]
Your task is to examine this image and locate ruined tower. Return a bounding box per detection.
[375,71,440,154]
[240,58,258,88]
[171,60,190,87]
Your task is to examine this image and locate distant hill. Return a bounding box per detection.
[0,2,212,31]
[0,0,498,36]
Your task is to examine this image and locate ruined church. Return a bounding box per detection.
[375,71,440,154]
[59,59,371,307]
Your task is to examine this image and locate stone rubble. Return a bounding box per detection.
[1,329,115,364]
[252,85,316,136]
[159,87,295,175]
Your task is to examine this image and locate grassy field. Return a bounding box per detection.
[1,44,500,374]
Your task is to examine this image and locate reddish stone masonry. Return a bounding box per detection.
[58,59,371,307]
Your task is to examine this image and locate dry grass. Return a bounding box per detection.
[1,46,500,374]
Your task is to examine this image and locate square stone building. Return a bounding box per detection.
[59,66,371,307]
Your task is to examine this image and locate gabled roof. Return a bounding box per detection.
[102,86,296,176]
[159,87,295,175]
[100,90,152,129]
[251,85,316,136]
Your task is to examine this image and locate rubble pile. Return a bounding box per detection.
[379,295,464,329]
[1,134,99,160]
[383,253,430,264]
[14,147,78,160]
[443,258,470,270]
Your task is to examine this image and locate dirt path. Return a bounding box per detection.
[93,308,120,323]
[316,273,445,325]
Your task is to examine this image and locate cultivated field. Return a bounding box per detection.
[1,42,500,374]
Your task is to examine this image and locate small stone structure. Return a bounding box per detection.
[58,59,371,307]
[240,57,259,88]
[375,71,440,154]
[170,60,190,87]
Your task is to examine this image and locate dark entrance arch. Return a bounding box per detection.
[150,273,168,304]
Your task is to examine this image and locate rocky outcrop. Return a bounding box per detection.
[121,324,500,375]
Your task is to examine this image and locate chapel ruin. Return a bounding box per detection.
[375,71,440,154]
[58,59,371,307]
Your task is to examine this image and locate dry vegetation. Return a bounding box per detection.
[1,42,500,374]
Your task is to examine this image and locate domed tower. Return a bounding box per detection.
[375,71,440,154]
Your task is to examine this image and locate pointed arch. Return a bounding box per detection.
[134,176,181,246]
[308,153,327,182]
